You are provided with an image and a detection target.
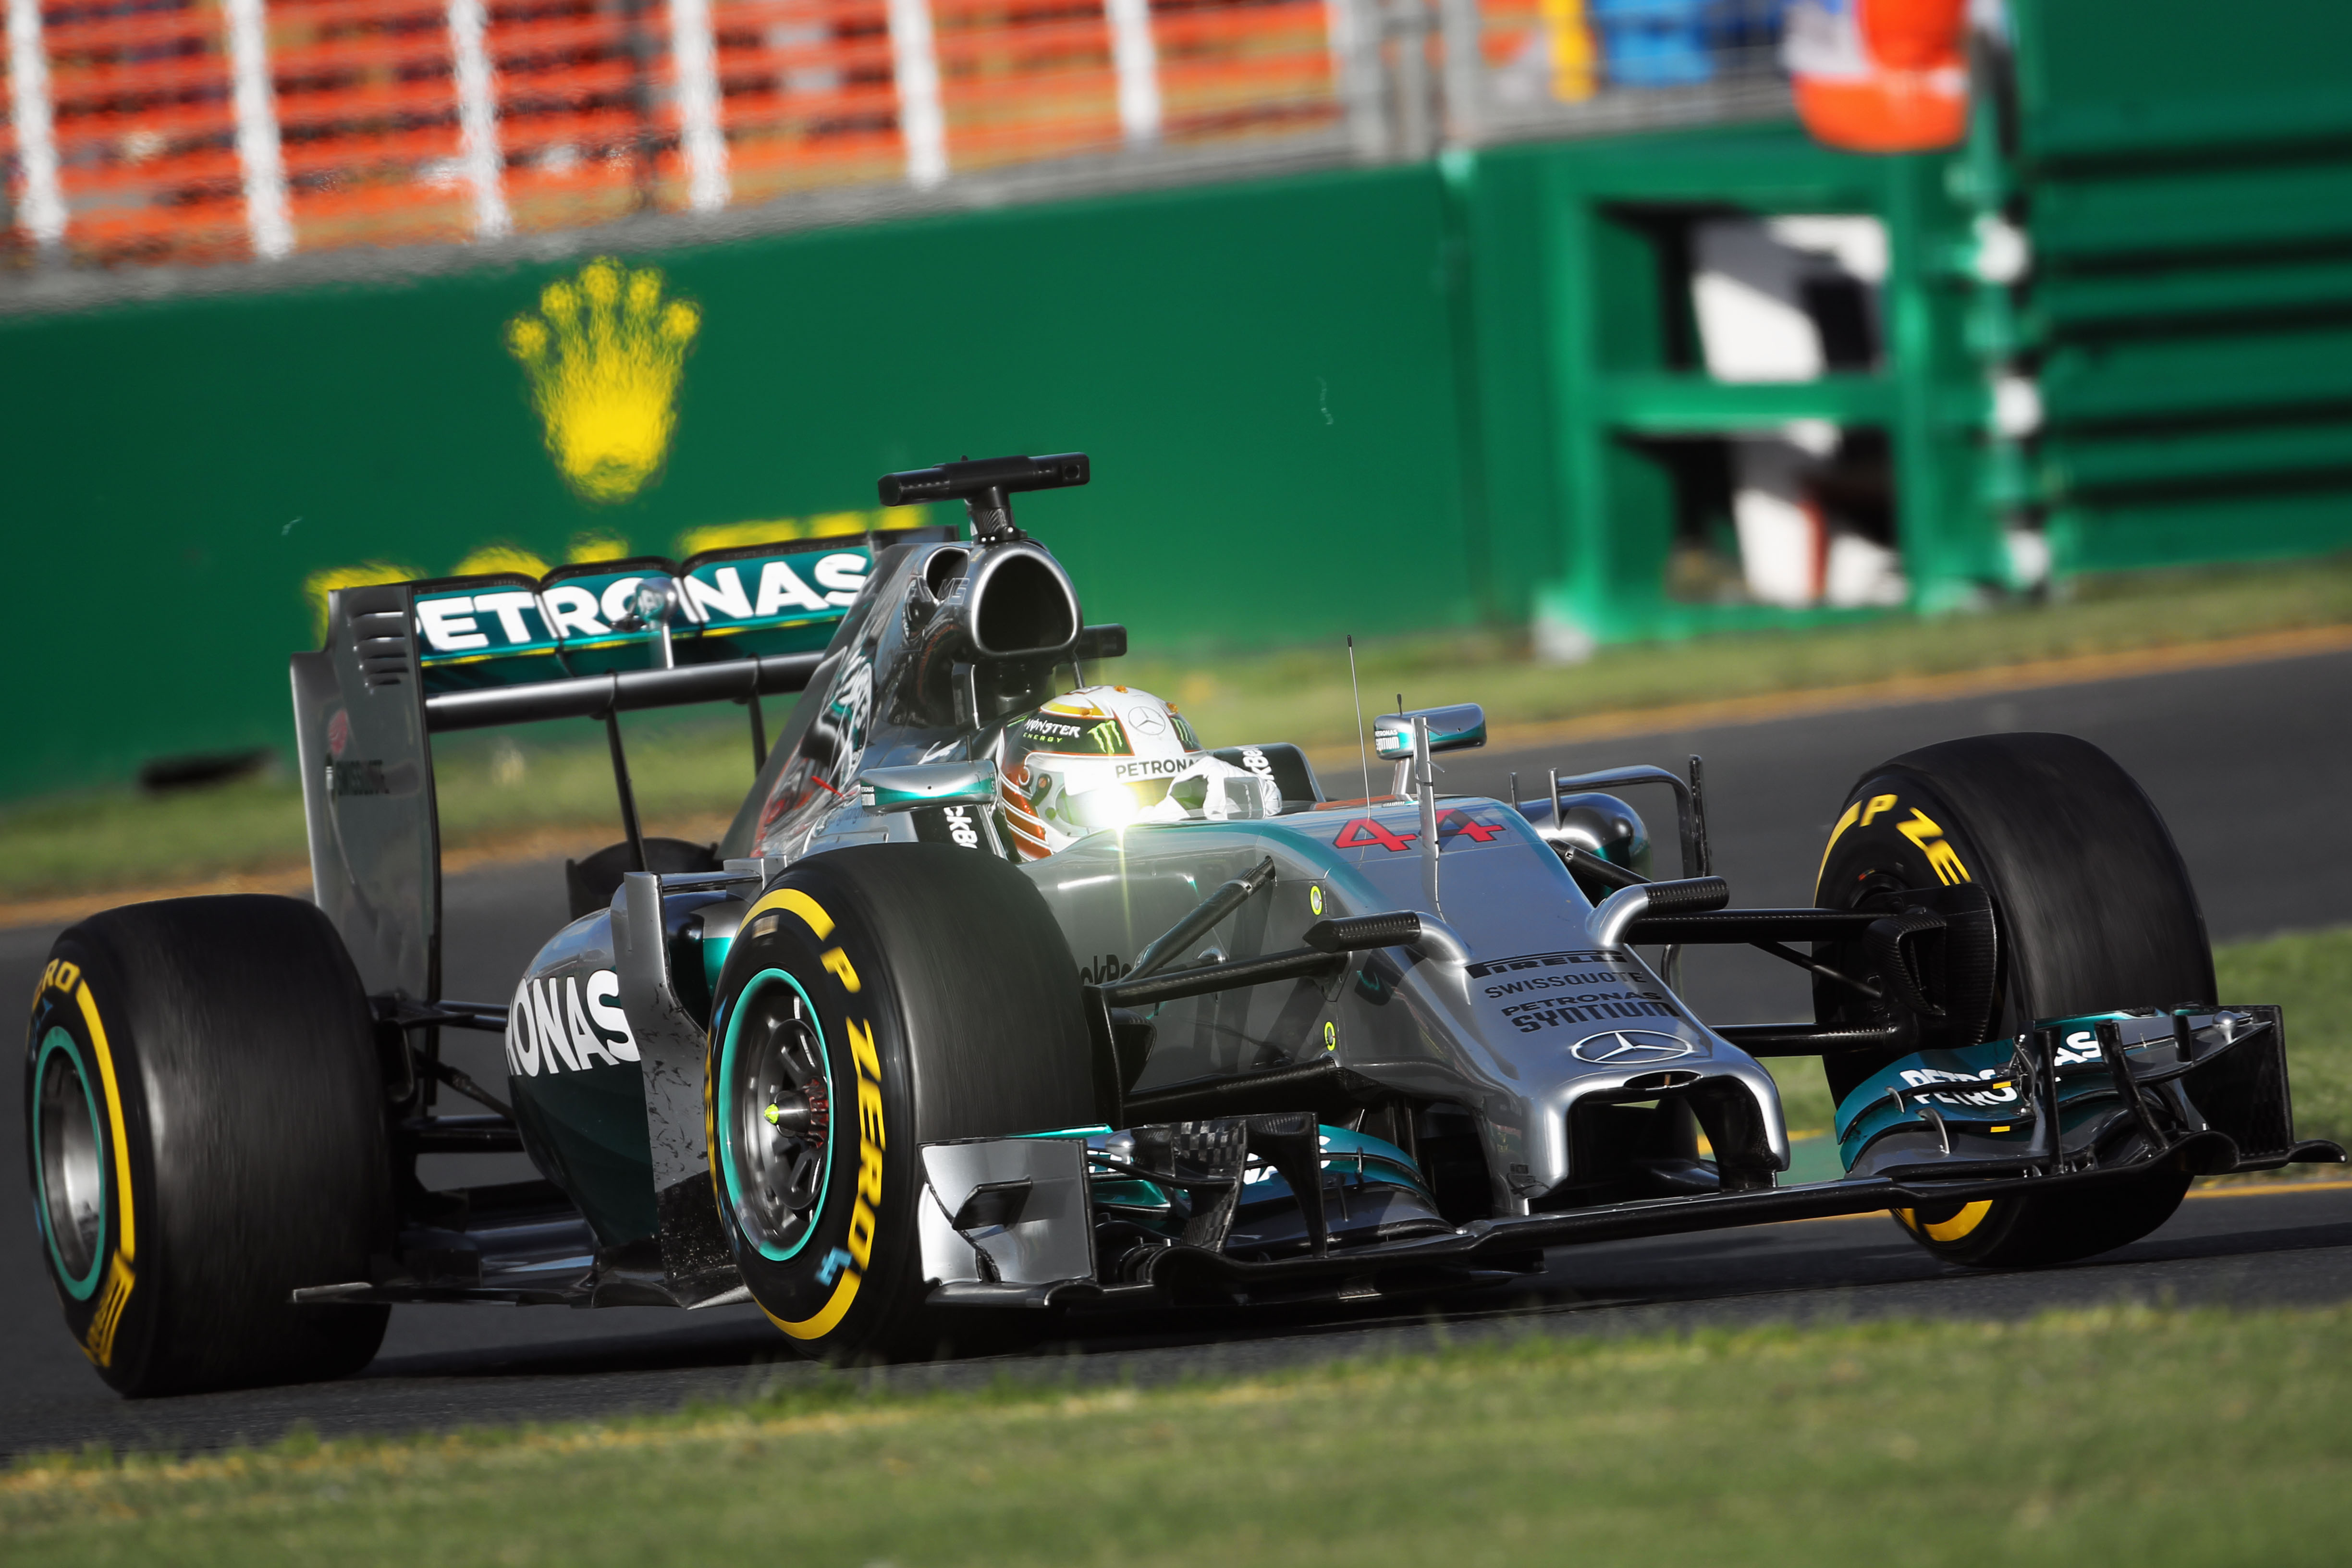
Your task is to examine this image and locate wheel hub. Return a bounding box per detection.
[34,1029,105,1289]
[727,988,831,1253]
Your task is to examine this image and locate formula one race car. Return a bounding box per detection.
[27,454,2345,1393]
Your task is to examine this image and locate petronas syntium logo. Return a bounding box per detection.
[506,257,701,504]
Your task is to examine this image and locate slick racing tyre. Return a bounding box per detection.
[25,896,394,1395]
[709,844,1096,1361]
[1814,733,2210,1269]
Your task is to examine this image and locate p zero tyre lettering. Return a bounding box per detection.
[707,845,1095,1362]
[1895,808,1971,885]
[723,884,892,1345]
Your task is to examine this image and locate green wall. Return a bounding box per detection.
[0,165,1475,799]
[8,119,1972,806]
[17,26,2349,804]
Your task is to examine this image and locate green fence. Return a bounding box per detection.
[12,0,2352,804]
[1461,127,1995,650]
[8,121,1999,804]
[1998,0,2352,577]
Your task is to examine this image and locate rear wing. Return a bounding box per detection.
[291,527,956,1002]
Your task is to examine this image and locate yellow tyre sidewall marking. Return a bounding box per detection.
[86,1254,137,1369]
[1825,793,1983,1214]
[40,967,140,1367]
[766,1269,860,1341]
[1896,808,1973,886]
[736,887,881,1344]
[1897,1200,1994,1244]
[1814,801,1862,897]
[1816,791,1975,894]
[74,980,136,1263]
[747,887,834,941]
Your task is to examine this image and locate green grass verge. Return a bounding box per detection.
[0,717,768,901]
[1770,1058,1841,1141]
[0,774,322,902]
[10,553,2352,901]
[2217,928,2352,1150]
[1132,552,2352,753]
[10,1305,2352,1565]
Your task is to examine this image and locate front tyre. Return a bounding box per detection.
[26,896,393,1395]
[708,845,1096,1360]
[1814,733,2209,1269]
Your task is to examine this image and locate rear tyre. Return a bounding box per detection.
[1813,733,2209,1268]
[708,844,1096,1361]
[26,896,393,1395]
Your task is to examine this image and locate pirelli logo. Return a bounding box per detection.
[1467,950,1611,980]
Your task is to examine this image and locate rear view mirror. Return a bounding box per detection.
[1372,704,1487,761]
[857,760,998,811]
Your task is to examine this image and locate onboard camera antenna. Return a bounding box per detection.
[1347,635,1372,807]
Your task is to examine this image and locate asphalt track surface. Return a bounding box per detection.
[8,647,2352,1457]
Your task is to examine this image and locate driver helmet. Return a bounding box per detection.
[995,686,1278,859]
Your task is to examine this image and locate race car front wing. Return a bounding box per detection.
[919,1005,2344,1311]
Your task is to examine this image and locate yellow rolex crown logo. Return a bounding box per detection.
[506,257,700,504]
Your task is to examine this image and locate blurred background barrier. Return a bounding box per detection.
[0,0,1803,266]
[2,0,2350,799]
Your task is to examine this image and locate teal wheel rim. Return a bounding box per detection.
[32,1026,106,1301]
[716,968,834,1263]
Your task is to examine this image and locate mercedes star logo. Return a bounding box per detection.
[1569,1029,1702,1065]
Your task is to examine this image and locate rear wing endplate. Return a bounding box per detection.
[291,527,953,1004]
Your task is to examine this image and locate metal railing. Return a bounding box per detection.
[1,0,1791,275]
